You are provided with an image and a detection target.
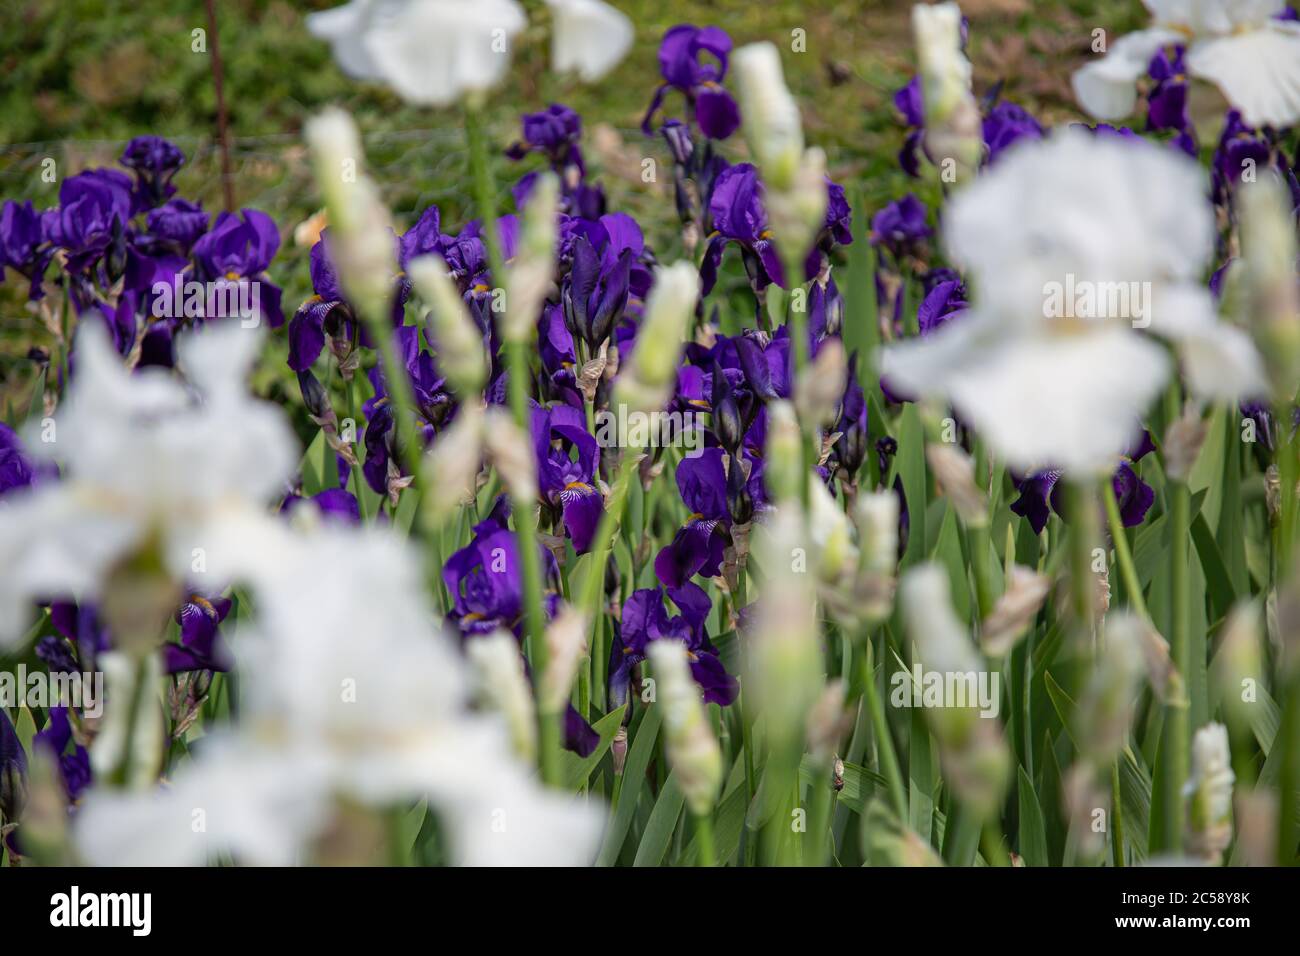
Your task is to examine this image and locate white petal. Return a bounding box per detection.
[546,0,633,82]
[307,0,384,81]
[1186,24,1300,128]
[1150,284,1269,401]
[363,0,526,106]
[1072,28,1184,120]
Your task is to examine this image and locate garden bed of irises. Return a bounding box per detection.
[2,0,1300,867]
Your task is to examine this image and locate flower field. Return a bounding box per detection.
[1,0,1299,872]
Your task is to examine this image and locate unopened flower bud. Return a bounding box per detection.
[926,442,988,527]
[482,406,537,502]
[763,400,803,503]
[1238,175,1300,400]
[912,1,981,182]
[809,477,857,585]
[467,630,537,763]
[1213,601,1263,733]
[733,42,804,192]
[854,490,900,577]
[409,255,487,397]
[613,262,699,424]
[1077,613,1147,766]
[505,172,560,344]
[1184,723,1234,864]
[980,565,1050,657]
[540,603,589,714]
[796,335,847,428]
[423,404,485,529]
[649,640,722,816]
[304,108,397,319]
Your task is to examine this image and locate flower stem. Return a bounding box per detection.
[693,811,716,867]
[1153,477,1190,854]
[465,104,556,784]
[1102,479,1148,622]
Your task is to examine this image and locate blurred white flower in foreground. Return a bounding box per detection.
[0,322,296,644]
[309,0,633,104]
[309,0,527,106]
[76,523,602,866]
[912,1,981,181]
[545,0,634,82]
[880,129,1264,476]
[1073,0,1300,128]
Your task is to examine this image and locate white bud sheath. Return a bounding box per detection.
[854,490,900,577]
[648,639,722,816]
[409,255,487,397]
[1184,722,1235,863]
[468,629,538,763]
[304,108,397,317]
[734,42,805,192]
[763,400,803,504]
[423,403,485,529]
[540,603,589,714]
[505,172,560,344]
[912,2,981,180]
[1239,175,1300,399]
[482,406,538,502]
[613,261,699,423]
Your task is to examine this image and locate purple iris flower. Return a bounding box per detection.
[654,446,763,589]
[832,357,869,480]
[733,326,792,403]
[1010,432,1156,534]
[47,169,133,276]
[562,233,633,352]
[533,403,604,553]
[1145,48,1197,156]
[0,421,54,495]
[701,163,784,296]
[538,303,583,407]
[869,195,931,259]
[47,602,112,672]
[443,503,600,756]
[981,100,1044,164]
[507,104,585,176]
[33,707,91,802]
[290,233,360,372]
[0,199,54,299]
[164,593,234,674]
[361,326,449,496]
[894,77,926,177]
[0,708,25,824]
[142,198,209,255]
[280,487,362,525]
[190,208,284,327]
[120,135,186,211]
[609,583,737,709]
[642,24,741,141]
[1212,111,1272,203]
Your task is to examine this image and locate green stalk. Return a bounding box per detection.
[464,104,556,784]
[693,811,716,867]
[1153,478,1190,854]
[345,370,370,523]
[862,636,908,822]
[1102,480,1149,622]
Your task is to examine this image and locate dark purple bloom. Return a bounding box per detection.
[533,403,603,553]
[47,169,133,275]
[507,104,585,175]
[562,233,632,352]
[163,594,234,674]
[700,163,785,296]
[1010,432,1155,534]
[0,422,50,496]
[33,707,91,803]
[609,583,737,708]
[869,195,931,258]
[982,101,1044,164]
[191,208,284,327]
[832,357,869,479]
[288,233,370,372]
[361,327,450,495]
[643,24,740,141]
[143,198,209,254]
[894,77,926,177]
[49,602,112,671]
[0,199,53,299]
[1213,111,1271,201]
[280,487,362,525]
[917,277,968,335]
[120,135,186,210]
[654,448,734,588]
[0,708,25,823]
